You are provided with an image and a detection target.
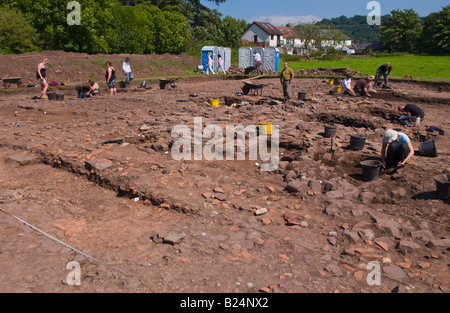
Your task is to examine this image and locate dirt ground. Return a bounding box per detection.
[0,52,449,294]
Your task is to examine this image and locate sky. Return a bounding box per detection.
[202,0,448,26]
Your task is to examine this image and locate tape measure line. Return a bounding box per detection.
[0,208,131,278]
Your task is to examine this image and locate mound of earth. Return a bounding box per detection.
[0,50,201,86]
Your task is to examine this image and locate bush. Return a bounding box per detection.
[0,6,39,54]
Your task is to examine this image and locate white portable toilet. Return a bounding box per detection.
[216,47,231,72]
[251,47,264,67]
[263,47,280,72]
[201,46,219,72]
[238,47,253,69]
[223,47,231,71]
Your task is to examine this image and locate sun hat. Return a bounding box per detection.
[384,129,398,144]
[368,75,375,80]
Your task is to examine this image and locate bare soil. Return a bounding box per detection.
[0,52,449,294]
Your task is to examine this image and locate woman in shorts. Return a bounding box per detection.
[37,57,49,99]
[105,62,116,95]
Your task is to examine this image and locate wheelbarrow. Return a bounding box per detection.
[241,81,273,96]
[1,75,23,89]
[159,78,178,90]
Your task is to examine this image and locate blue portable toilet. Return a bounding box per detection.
[263,47,280,72]
[201,46,218,72]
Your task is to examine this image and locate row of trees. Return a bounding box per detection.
[380,6,449,55]
[0,0,247,55]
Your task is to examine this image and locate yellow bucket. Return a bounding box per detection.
[209,99,219,108]
[327,79,334,86]
[334,86,342,93]
[259,122,273,135]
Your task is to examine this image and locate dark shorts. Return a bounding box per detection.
[108,79,116,87]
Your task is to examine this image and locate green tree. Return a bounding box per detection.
[380,9,423,53]
[216,16,247,48]
[4,0,119,53]
[0,5,38,54]
[421,5,450,55]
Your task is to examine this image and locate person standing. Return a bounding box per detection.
[280,62,294,103]
[123,57,134,86]
[381,129,414,170]
[105,62,116,96]
[37,57,49,99]
[205,52,216,76]
[217,54,227,75]
[375,62,392,87]
[254,50,263,75]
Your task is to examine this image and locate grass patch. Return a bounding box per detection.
[282,55,450,82]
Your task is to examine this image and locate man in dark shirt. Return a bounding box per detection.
[354,76,375,97]
[375,62,392,87]
[398,103,425,125]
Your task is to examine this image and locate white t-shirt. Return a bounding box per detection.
[343,78,352,91]
[123,62,132,73]
[254,53,262,62]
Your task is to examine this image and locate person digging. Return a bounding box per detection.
[381,129,414,174]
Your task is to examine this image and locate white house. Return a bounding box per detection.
[241,22,284,48]
[319,29,355,54]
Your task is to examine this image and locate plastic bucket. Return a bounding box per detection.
[56,94,64,101]
[140,81,147,88]
[361,160,382,182]
[349,134,366,151]
[259,123,273,135]
[419,140,437,157]
[327,79,334,86]
[324,125,337,138]
[434,174,450,200]
[329,90,336,95]
[335,86,342,93]
[298,92,307,100]
[209,99,219,108]
[47,93,56,100]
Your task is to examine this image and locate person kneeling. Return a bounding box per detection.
[381,129,414,171]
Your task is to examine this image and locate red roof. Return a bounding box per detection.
[276,27,297,38]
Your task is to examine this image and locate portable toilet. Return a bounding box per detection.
[201,46,219,72]
[263,47,280,72]
[251,47,264,67]
[223,47,231,71]
[215,47,231,72]
[238,47,253,69]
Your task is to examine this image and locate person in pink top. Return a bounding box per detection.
[217,54,226,75]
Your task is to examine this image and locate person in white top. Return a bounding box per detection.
[343,74,356,96]
[254,50,263,75]
[123,57,134,86]
[206,52,216,75]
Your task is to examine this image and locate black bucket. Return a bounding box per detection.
[434,174,450,200]
[47,92,56,100]
[298,92,306,100]
[419,140,438,157]
[349,134,366,151]
[324,125,337,138]
[140,81,147,88]
[56,94,64,101]
[361,160,382,182]
[329,90,336,95]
